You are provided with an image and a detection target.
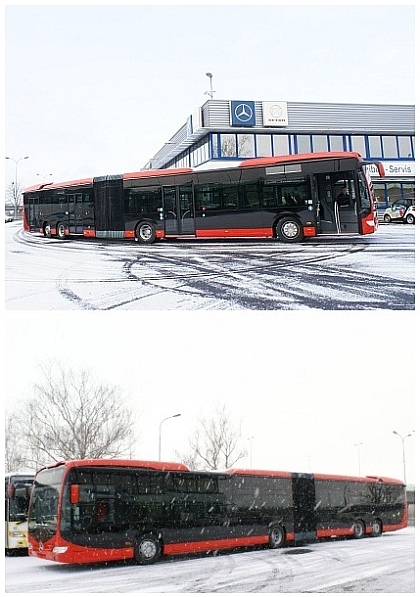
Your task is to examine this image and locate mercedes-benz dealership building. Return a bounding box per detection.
[144,99,414,211]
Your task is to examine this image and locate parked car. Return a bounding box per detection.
[403,205,415,224]
[383,199,414,224]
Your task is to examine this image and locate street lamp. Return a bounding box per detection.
[36,173,53,182]
[247,436,254,468]
[205,72,215,100]
[392,430,414,485]
[5,155,29,218]
[354,442,363,477]
[158,413,181,461]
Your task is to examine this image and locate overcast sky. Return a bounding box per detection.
[5,4,415,189]
[5,311,415,485]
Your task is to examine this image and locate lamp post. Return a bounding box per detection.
[354,442,363,477]
[392,430,414,485]
[247,436,254,468]
[205,72,215,100]
[36,172,53,182]
[5,155,29,218]
[158,413,181,461]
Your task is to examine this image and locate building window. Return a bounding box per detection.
[397,136,413,158]
[256,135,272,157]
[368,136,382,158]
[296,135,311,153]
[273,135,290,156]
[220,134,237,158]
[382,136,398,158]
[237,134,255,158]
[329,136,344,151]
[312,135,328,152]
[350,136,367,157]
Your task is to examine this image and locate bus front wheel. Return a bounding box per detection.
[56,222,66,240]
[353,520,365,539]
[371,519,382,537]
[269,525,286,548]
[276,217,303,243]
[136,222,156,244]
[134,534,161,564]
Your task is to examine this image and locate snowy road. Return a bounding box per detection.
[5,527,415,592]
[5,222,415,310]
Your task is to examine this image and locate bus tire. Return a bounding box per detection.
[276,217,303,243]
[268,524,286,548]
[371,519,382,537]
[136,221,156,244]
[134,534,161,564]
[353,520,365,539]
[56,222,66,240]
[44,223,52,238]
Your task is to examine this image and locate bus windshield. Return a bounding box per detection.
[7,475,34,521]
[28,467,65,538]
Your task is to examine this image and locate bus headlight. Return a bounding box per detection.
[52,546,69,554]
[9,530,25,537]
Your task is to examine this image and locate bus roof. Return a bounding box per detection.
[239,151,363,168]
[226,468,293,478]
[24,178,93,193]
[38,459,190,473]
[313,473,404,485]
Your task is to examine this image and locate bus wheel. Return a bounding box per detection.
[276,217,303,243]
[134,534,161,565]
[371,519,382,537]
[44,223,51,238]
[136,222,156,244]
[269,525,285,548]
[56,222,66,240]
[353,520,365,539]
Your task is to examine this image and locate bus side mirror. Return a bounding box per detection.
[70,485,80,504]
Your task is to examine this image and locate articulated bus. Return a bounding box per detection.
[5,472,35,554]
[27,459,406,565]
[22,152,384,244]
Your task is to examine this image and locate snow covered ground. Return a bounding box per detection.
[4,527,415,593]
[4,221,415,310]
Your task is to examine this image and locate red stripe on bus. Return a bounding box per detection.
[163,535,269,556]
[317,528,353,539]
[195,228,272,238]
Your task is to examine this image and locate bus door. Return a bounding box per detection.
[67,193,84,234]
[314,173,360,235]
[25,195,40,231]
[291,474,316,543]
[163,185,195,236]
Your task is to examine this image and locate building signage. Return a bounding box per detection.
[366,161,415,178]
[230,101,256,127]
[262,101,289,126]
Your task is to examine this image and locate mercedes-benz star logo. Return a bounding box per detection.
[234,103,253,123]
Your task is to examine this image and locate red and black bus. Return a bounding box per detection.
[22,152,384,244]
[27,459,406,565]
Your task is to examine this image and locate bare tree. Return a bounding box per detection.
[4,412,32,472]
[177,404,247,471]
[13,362,136,470]
[5,182,23,219]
